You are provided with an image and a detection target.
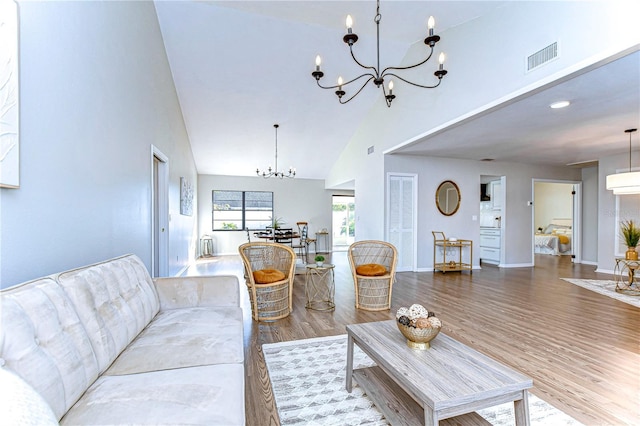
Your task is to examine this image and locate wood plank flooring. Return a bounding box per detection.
[187,253,640,426]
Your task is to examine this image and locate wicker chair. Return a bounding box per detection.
[348,240,398,311]
[239,242,296,321]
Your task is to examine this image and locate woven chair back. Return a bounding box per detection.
[348,240,398,311]
[239,242,295,276]
[348,240,397,270]
[238,242,296,321]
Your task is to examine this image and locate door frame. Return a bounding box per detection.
[385,172,418,272]
[151,145,169,277]
[531,178,582,265]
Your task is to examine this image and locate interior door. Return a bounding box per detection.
[387,173,417,272]
[152,146,169,277]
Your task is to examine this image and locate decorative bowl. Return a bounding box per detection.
[396,321,441,350]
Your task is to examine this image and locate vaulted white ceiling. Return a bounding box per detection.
[155,1,640,180]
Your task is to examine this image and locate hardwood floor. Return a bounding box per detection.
[187,253,639,426]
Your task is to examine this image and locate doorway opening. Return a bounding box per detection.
[332,195,355,251]
[151,146,169,277]
[479,175,505,266]
[532,180,581,265]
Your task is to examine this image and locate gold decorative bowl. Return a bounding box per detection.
[397,321,441,350]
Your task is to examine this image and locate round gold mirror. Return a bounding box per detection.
[436,180,461,216]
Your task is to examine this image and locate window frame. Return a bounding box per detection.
[212,190,273,231]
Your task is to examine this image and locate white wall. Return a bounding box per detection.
[385,154,581,269]
[197,175,337,255]
[326,1,640,243]
[534,182,573,231]
[0,1,197,288]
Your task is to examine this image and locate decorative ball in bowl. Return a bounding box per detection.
[396,304,442,350]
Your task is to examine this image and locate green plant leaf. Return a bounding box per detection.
[621,220,640,247]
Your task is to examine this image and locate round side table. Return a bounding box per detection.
[305,264,336,311]
[614,258,640,295]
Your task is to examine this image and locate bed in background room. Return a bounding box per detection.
[535,218,572,256]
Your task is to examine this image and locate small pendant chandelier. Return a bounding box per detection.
[606,128,640,194]
[311,0,447,107]
[256,124,296,179]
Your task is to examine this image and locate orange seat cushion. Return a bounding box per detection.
[253,269,286,284]
[356,263,387,276]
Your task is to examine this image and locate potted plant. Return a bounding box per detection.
[620,219,640,260]
[314,255,325,267]
[270,216,285,229]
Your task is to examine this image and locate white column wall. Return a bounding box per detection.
[581,166,599,265]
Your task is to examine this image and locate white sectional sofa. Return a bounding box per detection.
[0,254,245,425]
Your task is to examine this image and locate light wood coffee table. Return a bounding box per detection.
[346,320,533,426]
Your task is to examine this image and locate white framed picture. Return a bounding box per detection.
[0,0,19,188]
[180,177,193,216]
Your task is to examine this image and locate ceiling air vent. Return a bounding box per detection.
[526,42,558,72]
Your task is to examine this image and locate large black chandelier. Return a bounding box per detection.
[256,124,296,179]
[311,0,447,107]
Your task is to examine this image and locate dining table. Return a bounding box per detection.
[253,228,299,245]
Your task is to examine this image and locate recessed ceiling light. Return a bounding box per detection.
[550,100,570,109]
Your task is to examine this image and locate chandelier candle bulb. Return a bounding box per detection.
[388,80,394,95]
[315,55,321,71]
[439,52,445,70]
[428,16,435,35]
[346,14,353,33]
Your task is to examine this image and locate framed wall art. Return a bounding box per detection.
[180,177,193,216]
[0,0,19,188]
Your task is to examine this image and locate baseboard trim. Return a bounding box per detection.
[594,268,614,276]
[500,263,534,268]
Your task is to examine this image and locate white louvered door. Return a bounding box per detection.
[387,173,417,272]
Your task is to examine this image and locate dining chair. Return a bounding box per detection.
[292,222,310,263]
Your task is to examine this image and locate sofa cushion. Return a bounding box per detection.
[105,306,243,376]
[61,364,245,425]
[356,263,387,276]
[253,268,286,284]
[0,278,100,420]
[56,255,160,373]
[154,275,240,310]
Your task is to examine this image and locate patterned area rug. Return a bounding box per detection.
[560,278,640,308]
[263,335,582,426]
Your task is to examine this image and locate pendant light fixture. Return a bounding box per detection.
[606,128,640,194]
[256,124,296,179]
[311,0,447,107]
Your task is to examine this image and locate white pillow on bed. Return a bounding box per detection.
[544,224,571,234]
